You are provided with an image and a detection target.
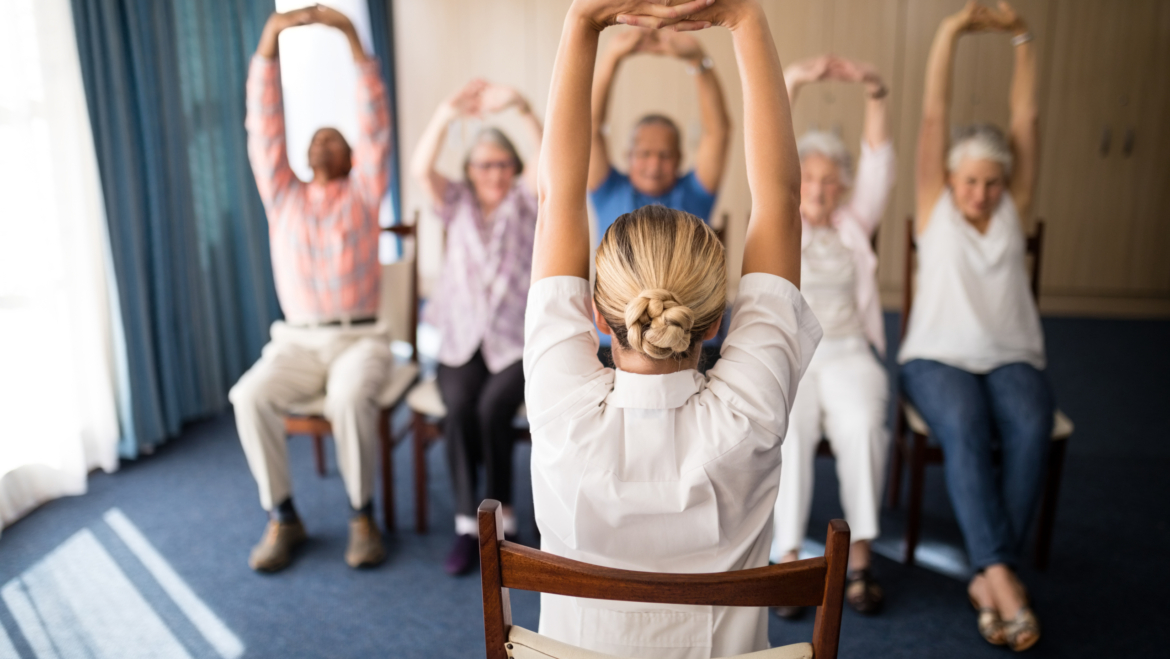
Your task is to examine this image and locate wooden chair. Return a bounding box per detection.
[283,222,422,532]
[885,217,1075,569]
[479,500,850,659]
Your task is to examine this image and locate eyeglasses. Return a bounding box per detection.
[468,160,516,172]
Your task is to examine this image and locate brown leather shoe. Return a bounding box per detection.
[248,519,307,573]
[345,514,386,568]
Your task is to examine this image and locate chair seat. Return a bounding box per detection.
[505,626,812,659]
[405,377,527,420]
[904,403,1074,441]
[286,362,420,418]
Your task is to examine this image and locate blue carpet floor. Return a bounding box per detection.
[1,314,1167,658]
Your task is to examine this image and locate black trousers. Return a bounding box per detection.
[437,350,526,517]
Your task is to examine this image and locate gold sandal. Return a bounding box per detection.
[969,596,1006,646]
[1003,606,1041,652]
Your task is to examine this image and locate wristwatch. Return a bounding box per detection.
[686,56,715,75]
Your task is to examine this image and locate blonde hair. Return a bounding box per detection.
[594,205,726,361]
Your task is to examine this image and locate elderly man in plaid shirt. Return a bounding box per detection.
[230,5,391,573]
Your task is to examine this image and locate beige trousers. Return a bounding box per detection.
[773,336,889,558]
[229,321,392,511]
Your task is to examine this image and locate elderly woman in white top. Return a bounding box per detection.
[410,79,542,575]
[770,54,895,619]
[525,0,821,656]
[899,1,1049,651]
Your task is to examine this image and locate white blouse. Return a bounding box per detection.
[898,190,1046,373]
[523,274,822,659]
[801,226,863,339]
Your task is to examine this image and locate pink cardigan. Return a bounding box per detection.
[800,141,895,356]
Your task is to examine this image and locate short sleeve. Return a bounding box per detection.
[675,171,717,223]
[705,274,823,437]
[434,177,467,227]
[523,277,613,431]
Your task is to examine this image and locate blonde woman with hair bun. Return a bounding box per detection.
[523,0,821,655]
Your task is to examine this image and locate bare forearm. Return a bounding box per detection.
[341,25,369,62]
[693,64,731,189]
[256,18,282,58]
[534,13,597,280]
[1010,39,1038,128]
[409,105,455,202]
[922,21,961,122]
[735,7,800,280]
[518,103,544,189]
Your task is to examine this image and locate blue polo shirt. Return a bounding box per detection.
[588,168,719,348]
[589,168,717,241]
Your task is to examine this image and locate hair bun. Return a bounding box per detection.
[623,289,696,359]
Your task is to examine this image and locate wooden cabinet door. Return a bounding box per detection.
[1036,0,1170,306]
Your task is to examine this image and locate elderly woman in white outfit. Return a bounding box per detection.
[770,54,895,619]
[524,0,821,656]
[899,1,1048,652]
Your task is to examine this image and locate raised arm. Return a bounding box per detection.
[409,80,485,207]
[688,0,800,283]
[248,9,317,211]
[783,55,831,108]
[479,84,545,192]
[917,8,968,229]
[588,28,647,191]
[534,0,712,282]
[996,2,1039,220]
[648,31,731,192]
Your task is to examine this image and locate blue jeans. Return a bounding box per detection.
[900,360,1054,571]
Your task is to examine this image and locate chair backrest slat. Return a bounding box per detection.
[499,543,828,608]
[479,500,849,659]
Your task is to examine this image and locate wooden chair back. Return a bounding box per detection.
[478,500,850,659]
[899,216,1046,340]
[379,210,421,359]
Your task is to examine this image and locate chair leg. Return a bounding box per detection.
[413,412,429,534]
[903,432,927,566]
[1033,438,1067,571]
[313,434,327,477]
[887,412,906,509]
[380,409,395,533]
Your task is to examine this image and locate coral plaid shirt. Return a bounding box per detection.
[245,56,390,325]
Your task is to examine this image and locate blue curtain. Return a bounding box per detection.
[71,0,401,458]
[367,0,402,225]
[71,0,281,458]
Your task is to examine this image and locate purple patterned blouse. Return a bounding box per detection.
[422,178,537,372]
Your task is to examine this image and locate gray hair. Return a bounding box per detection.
[628,114,682,156]
[463,127,524,181]
[797,130,853,188]
[947,123,1013,177]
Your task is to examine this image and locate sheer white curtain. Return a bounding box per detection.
[0,0,122,533]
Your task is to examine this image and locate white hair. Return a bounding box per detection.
[947,124,1013,177]
[797,130,853,188]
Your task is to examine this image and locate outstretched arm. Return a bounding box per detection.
[996,2,1039,220]
[409,80,485,207]
[916,2,985,232]
[689,0,800,283]
[534,0,712,283]
[783,55,830,110]
[588,28,647,191]
[479,84,545,192]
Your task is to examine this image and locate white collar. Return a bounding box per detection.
[606,368,704,410]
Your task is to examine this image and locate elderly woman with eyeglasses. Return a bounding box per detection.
[409,79,543,575]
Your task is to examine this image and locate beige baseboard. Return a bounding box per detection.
[879,289,1170,319]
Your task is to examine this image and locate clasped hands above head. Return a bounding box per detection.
[571,0,756,33]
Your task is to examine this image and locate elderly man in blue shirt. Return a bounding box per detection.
[588,28,731,237]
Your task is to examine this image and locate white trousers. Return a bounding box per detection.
[773,335,889,558]
[229,321,392,511]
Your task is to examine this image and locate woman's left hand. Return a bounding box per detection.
[983,1,1026,34]
[827,57,884,95]
[570,0,716,32]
